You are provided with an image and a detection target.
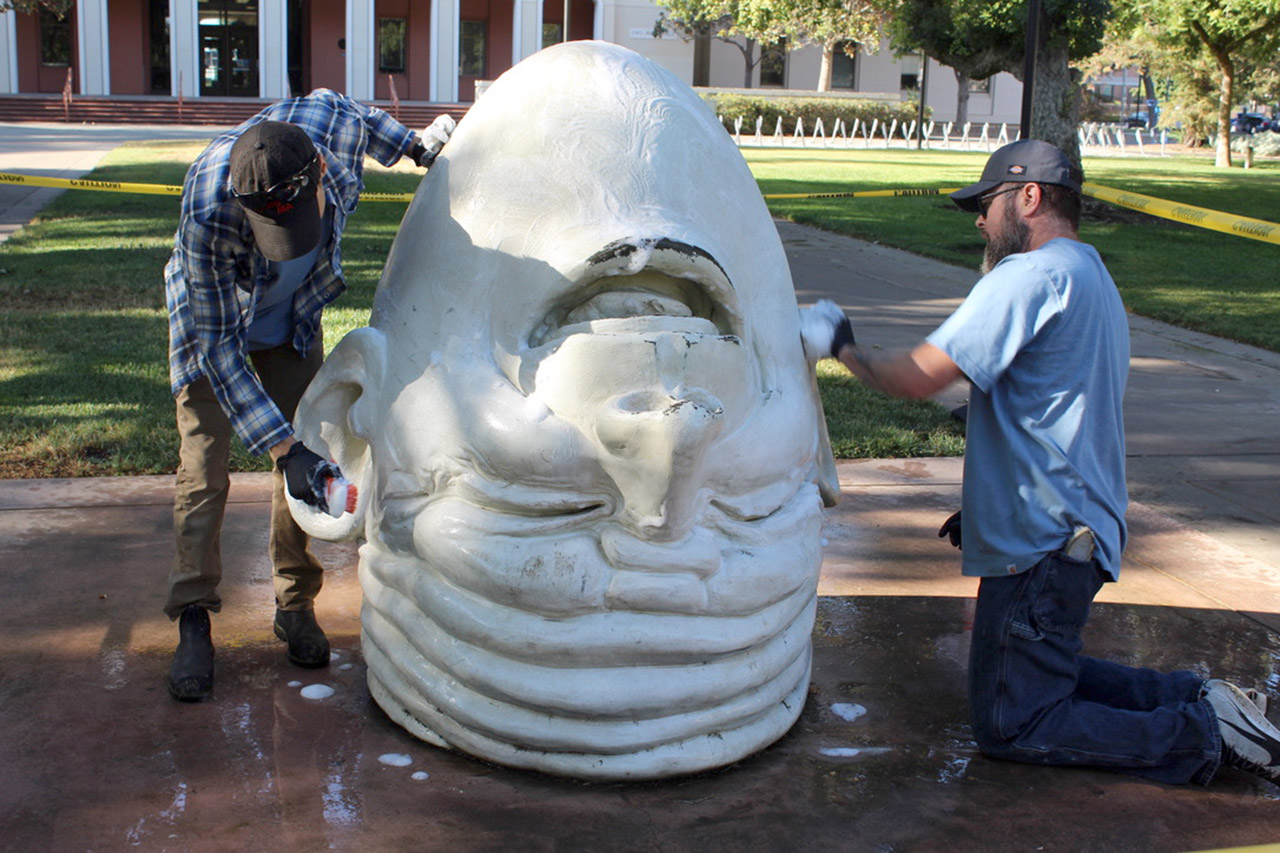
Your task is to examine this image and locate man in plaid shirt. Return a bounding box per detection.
[163,89,453,701]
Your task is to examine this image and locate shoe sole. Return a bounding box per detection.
[168,676,212,702]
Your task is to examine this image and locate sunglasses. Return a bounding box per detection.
[231,154,319,213]
[977,185,1023,217]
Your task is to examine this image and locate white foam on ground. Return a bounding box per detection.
[830,702,866,722]
[820,747,863,757]
[379,753,413,767]
[411,771,430,781]
[819,746,892,759]
[301,683,335,700]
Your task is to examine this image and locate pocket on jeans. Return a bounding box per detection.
[1010,554,1099,641]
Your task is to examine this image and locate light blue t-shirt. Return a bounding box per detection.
[248,210,333,352]
[926,238,1129,580]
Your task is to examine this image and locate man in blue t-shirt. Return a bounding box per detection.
[801,139,1280,785]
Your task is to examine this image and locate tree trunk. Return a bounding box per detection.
[1029,40,1082,175]
[1214,56,1235,168]
[817,42,834,92]
[692,32,711,87]
[954,69,970,128]
[742,39,756,88]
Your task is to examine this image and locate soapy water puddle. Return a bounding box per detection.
[830,702,866,722]
[378,753,432,782]
[818,746,892,759]
[937,755,971,783]
[300,683,336,700]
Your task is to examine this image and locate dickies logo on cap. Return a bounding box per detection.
[1007,164,1027,176]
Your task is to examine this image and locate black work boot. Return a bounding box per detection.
[168,604,214,702]
[273,607,330,668]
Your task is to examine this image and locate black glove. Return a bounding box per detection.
[277,441,342,515]
[411,114,456,168]
[800,299,856,361]
[829,314,855,359]
[938,510,962,549]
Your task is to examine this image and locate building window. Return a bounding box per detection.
[39,9,72,66]
[149,0,171,94]
[460,21,486,77]
[379,18,406,73]
[760,39,787,88]
[969,77,991,94]
[542,23,562,49]
[899,54,920,93]
[832,41,857,90]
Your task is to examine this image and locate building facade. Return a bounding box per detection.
[0,0,1022,123]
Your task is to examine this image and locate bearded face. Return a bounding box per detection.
[289,41,836,780]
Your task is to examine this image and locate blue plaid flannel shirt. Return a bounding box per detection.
[164,89,418,455]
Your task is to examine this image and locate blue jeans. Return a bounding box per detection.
[969,552,1221,785]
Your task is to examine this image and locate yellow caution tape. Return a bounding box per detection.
[763,187,962,200]
[4,170,1277,245]
[0,171,182,196]
[1084,181,1280,246]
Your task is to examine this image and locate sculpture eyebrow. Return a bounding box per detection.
[586,238,731,283]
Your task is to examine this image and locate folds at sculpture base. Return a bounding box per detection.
[289,41,838,780]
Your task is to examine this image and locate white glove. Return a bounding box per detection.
[799,299,854,362]
[413,114,456,168]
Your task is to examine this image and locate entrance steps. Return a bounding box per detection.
[0,94,467,129]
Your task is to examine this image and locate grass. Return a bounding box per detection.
[7,141,1275,479]
[749,147,1280,351]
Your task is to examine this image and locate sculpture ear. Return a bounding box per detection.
[808,368,841,508]
[287,327,388,540]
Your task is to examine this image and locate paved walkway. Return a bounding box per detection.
[1,124,1278,850]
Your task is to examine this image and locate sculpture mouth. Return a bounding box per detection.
[527,238,741,349]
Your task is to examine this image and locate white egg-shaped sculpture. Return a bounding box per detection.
[290,40,837,780]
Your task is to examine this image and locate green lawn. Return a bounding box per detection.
[750,147,1280,351]
[3,140,1275,478]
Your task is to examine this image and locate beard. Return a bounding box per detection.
[980,203,1032,274]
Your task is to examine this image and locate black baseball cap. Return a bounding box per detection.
[949,139,1082,213]
[229,121,322,261]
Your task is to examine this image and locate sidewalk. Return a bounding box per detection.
[2,125,1279,849]
[0,122,217,243]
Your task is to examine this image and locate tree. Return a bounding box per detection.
[736,0,886,92]
[886,0,1017,126]
[0,1,73,12]
[885,1,1111,172]
[655,0,764,87]
[1118,0,1280,168]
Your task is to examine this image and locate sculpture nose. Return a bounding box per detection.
[595,387,724,541]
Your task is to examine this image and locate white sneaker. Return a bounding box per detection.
[1203,679,1280,782]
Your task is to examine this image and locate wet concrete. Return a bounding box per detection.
[2,125,1280,849]
[2,469,1278,851]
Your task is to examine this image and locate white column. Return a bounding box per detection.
[0,12,18,94]
[428,0,460,102]
[259,0,290,99]
[512,0,542,65]
[592,0,603,40]
[170,0,200,98]
[345,0,375,99]
[76,0,111,94]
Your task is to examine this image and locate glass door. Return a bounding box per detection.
[199,0,258,97]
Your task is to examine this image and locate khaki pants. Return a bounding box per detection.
[164,340,324,619]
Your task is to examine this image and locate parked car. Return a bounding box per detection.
[1124,113,1151,128]
[1231,112,1272,134]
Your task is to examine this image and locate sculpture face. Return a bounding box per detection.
[291,41,835,779]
